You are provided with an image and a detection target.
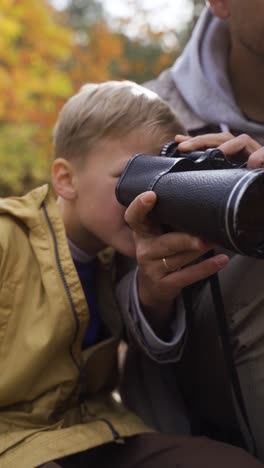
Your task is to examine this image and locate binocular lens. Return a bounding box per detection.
[233,175,264,256]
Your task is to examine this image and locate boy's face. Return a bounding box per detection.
[66,131,166,257]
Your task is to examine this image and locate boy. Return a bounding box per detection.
[0,81,260,468]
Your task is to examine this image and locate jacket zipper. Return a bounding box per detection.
[42,203,81,372]
[42,203,121,441]
[97,418,120,440]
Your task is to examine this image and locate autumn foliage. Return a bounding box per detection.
[0,0,180,195]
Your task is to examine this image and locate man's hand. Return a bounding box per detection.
[125,132,264,335]
[125,191,229,335]
[175,132,264,168]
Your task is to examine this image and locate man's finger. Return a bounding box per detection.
[124,191,157,237]
[156,243,215,275]
[218,134,261,162]
[174,134,190,143]
[247,147,264,168]
[177,132,234,152]
[138,232,210,261]
[163,254,229,289]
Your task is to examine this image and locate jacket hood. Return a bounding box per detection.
[0,184,52,228]
[171,7,264,144]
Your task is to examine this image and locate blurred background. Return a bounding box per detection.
[0,0,205,195]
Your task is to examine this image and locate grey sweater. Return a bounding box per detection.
[145,7,264,144]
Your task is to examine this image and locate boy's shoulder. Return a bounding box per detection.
[0,184,50,228]
[0,184,51,257]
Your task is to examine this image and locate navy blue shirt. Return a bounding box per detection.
[73,258,101,349]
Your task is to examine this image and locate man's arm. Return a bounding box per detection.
[124,190,229,338]
[116,267,187,363]
[119,132,264,363]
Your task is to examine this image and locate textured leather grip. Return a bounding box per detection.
[116,155,264,257]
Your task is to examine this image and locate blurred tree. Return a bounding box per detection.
[0,0,73,194]
[62,0,180,85]
[113,33,178,83]
[58,0,123,88]
[0,124,50,195]
[178,0,206,47]
[62,0,206,85]
[64,0,104,30]
[0,0,73,125]
[68,20,124,88]
[0,0,206,195]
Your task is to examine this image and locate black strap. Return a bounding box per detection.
[182,248,257,455]
[209,272,257,455]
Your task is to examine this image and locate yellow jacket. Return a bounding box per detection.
[0,185,149,468]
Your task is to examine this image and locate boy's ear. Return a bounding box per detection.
[52,158,77,200]
[208,0,230,19]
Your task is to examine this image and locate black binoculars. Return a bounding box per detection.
[116,142,264,258]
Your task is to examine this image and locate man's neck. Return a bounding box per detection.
[229,41,264,123]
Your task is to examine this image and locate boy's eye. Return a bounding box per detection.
[112,162,129,178]
[110,172,123,181]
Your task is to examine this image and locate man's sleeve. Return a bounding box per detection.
[116,269,187,363]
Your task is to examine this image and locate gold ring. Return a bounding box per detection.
[162,257,181,273]
[162,257,170,271]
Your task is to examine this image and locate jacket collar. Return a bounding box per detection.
[0,184,51,229]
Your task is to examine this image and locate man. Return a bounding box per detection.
[122,0,264,462]
[145,0,264,142]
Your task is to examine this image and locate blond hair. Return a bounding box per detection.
[53,80,185,161]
